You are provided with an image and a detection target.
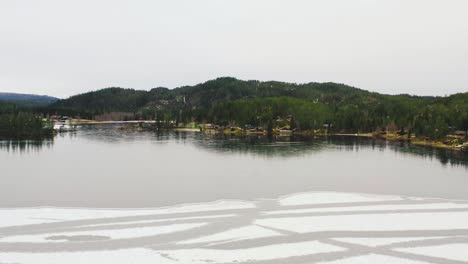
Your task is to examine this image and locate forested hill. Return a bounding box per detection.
[48,77,468,139]
[0,92,58,106]
[50,77,427,113]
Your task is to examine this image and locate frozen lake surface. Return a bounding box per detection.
[1,191,468,263]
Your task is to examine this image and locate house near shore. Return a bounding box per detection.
[204,124,219,130]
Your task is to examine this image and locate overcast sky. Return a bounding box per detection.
[1,0,467,98]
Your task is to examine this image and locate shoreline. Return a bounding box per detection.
[69,119,156,125]
[67,120,467,152]
[318,132,467,152]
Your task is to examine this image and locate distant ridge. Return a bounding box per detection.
[0,92,58,106]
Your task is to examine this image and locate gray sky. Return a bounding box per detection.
[1,0,467,98]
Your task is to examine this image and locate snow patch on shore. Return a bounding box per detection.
[256,212,468,233]
[178,225,283,245]
[0,249,174,264]
[0,200,253,228]
[160,240,344,263]
[0,223,206,243]
[279,192,406,206]
[334,237,448,247]
[396,243,468,262]
[82,214,236,228]
[265,202,468,215]
[316,253,430,264]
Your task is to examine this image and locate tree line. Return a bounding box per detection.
[1,77,467,140]
[0,101,54,139]
[46,78,468,139]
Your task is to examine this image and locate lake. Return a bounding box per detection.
[1,124,467,208]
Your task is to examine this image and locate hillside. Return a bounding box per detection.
[0,92,58,106]
[47,77,468,139]
[50,77,419,116]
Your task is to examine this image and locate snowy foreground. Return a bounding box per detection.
[1,192,468,264]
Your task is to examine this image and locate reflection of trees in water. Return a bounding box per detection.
[0,140,54,154]
[330,136,468,167]
[3,125,465,167]
[188,133,325,158]
[73,125,468,167]
[188,133,468,167]
[390,142,468,167]
[78,124,173,144]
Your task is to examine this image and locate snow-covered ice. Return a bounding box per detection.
[1,191,467,263]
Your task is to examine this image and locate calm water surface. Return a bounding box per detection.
[1,125,467,207]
